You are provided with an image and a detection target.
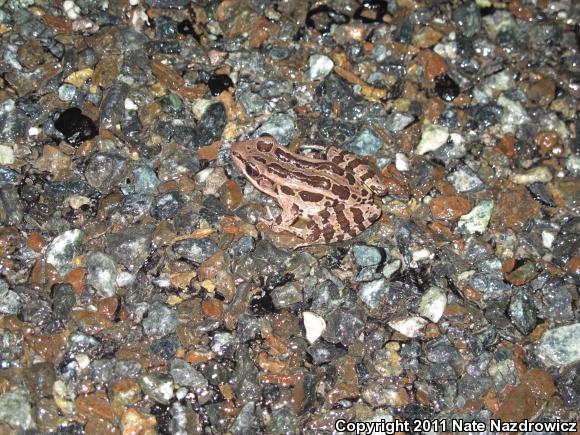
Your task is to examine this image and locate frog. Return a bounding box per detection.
[230,136,388,247]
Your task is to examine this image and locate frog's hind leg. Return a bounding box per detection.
[303,202,382,246]
[326,146,389,196]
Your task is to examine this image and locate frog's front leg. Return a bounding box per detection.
[268,202,300,233]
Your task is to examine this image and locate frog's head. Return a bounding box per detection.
[230,136,277,182]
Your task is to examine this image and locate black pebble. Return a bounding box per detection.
[434,74,460,102]
[54,108,98,146]
[207,74,233,96]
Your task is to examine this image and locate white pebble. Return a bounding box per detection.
[510,166,552,185]
[303,311,326,344]
[388,317,428,338]
[416,123,449,155]
[63,0,81,20]
[28,126,40,136]
[124,98,138,111]
[542,231,556,249]
[395,153,409,171]
[75,353,91,370]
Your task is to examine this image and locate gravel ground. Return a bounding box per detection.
[0,0,579,433]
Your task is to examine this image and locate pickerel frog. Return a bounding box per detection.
[231,136,388,247]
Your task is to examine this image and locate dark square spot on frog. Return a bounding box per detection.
[351,207,365,225]
[299,191,324,202]
[257,141,273,152]
[280,185,294,195]
[331,184,351,200]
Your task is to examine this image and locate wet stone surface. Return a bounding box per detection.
[0,0,578,433]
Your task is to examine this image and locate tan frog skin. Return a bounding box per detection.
[231,136,388,247]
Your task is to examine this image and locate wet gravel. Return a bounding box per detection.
[0,0,579,433]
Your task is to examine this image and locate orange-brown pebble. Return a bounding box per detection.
[97,296,119,320]
[110,379,142,406]
[424,323,440,338]
[26,332,67,363]
[221,178,243,209]
[565,256,580,274]
[201,298,223,319]
[418,50,448,81]
[430,195,472,221]
[29,260,61,290]
[84,418,118,435]
[64,267,86,295]
[534,131,560,155]
[26,231,46,253]
[198,140,220,161]
[495,133,516,157]
[76,393,114,421]
[185,350,215,364]
[121,408,157,435]
[220,384,235,401]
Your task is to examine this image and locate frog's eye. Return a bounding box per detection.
[245,162,260,178]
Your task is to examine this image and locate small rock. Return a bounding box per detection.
[86,252,117,297]
[254,114,296,146]
[45,229,83,276]
[170,359,208,389]
[386,113,415,133]
[388,317,428,338]
[358,278,390,310]
[418,286,447,323]
[271,283,302,309]
[54,108,98,146]
[0,279,21,315]
[0,144,15,165]
[303,311,326,344]
[106,225,153,271]
[511,167,552,185]
[172,237,219,264]
[305,54,334,81]
[430,195,472,221]
[52,283,76,320]
[139,374,174,405]
[0,393,32,429]
[508,289,536,335]
[447,165,485,193]
[416,123,449,155]
[457,200,493,235]
[351,245,385,267]
[341,128,384,156]
[142,303,177,337]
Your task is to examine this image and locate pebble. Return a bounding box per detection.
[418,286,447,323]
[303,311,326,344]
[0,393,32,429]
[254,114,296,146]
[142,303,177,337]
[388,317,428,338]
[53,108,98,146]
[537,324,580,366]
[416,123,449,155]
[457,200,493,235]
[45,229,83,276]
[305,54,334,81]
[86,252,117,297]
[341,127,384,156]
[511,166,552,185]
